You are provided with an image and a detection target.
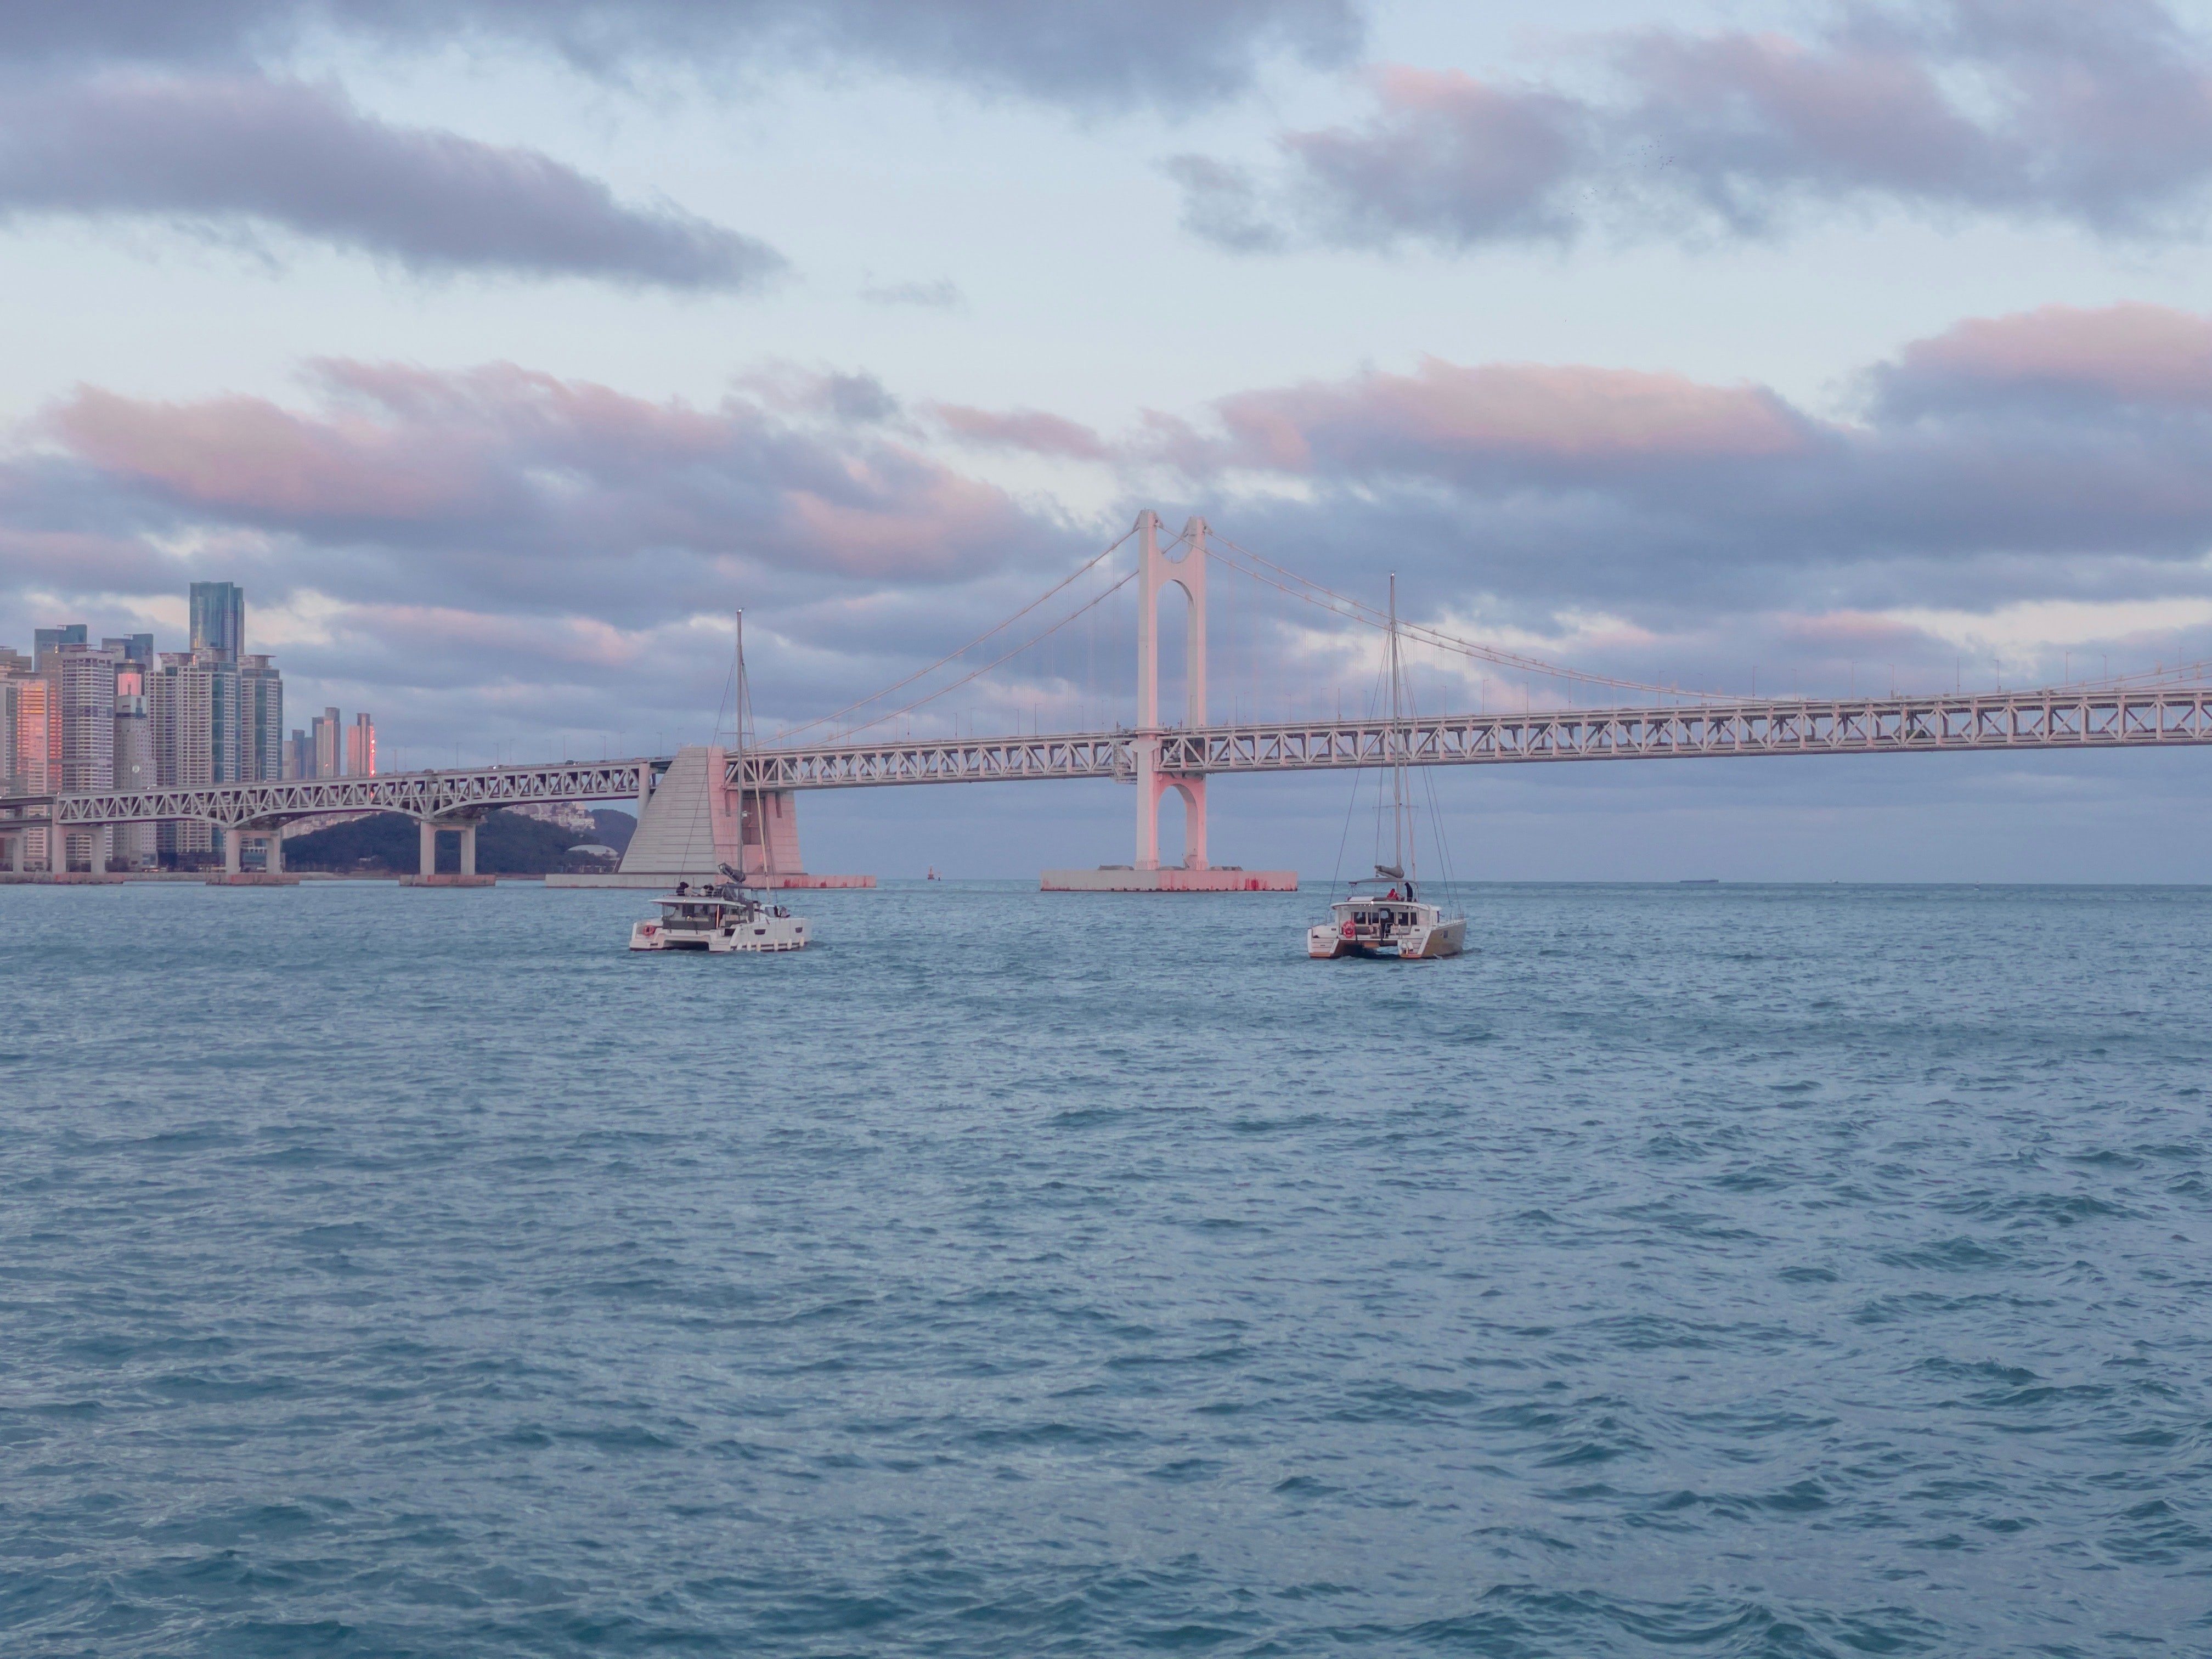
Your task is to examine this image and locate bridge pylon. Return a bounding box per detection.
[1133,510,1210,871]
[1043,510,1295,890]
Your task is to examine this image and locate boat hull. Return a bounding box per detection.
[629,916,809,952]
[1306,916,1465,960]
[1307,924,1351,958]
[1396,917,1466,959]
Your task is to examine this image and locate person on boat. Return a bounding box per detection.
[1387,887,1400,900]
[676,880,690,895]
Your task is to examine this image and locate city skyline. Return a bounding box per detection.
[5,578,375,869]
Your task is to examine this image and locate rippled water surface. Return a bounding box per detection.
[5,880,2211,1656]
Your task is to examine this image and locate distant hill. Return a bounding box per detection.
[287,808,637,876]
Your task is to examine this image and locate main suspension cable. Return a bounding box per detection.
[772,523,1138,741]
[805,571,1137,743]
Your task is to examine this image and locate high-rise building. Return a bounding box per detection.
[3,672,57,795]
[1,673,57,867]
[103,634,155,667]
[150,650,243,861]
[0,648,31,676]
[238,655,284,781]
[284,727,309,780]
[346,712,376,776]
[114,664,155,867]
[189,583,246,662]
[34,624,87,664]
[312,707,342,777]
[57,644,120,870]
[57,644,120,793]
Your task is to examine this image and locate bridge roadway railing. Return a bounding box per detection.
[0,759,653,831]
[737,684,2212,789]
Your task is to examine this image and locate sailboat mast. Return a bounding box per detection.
[735,610,751,882]
[1389,573,1409,880]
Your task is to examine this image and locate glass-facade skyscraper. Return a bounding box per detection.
[188,583,245,662]
[34,624,87,663]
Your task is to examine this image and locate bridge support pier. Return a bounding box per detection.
[206,825,301,885]
[1135,763,1208,871]
[402,817,495,888]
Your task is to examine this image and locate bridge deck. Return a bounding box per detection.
[4,686,2209,829]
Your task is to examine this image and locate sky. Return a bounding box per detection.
[7,0,2212,881]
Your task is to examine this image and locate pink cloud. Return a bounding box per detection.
[1209,356,1808,473]
[49,383,488,517]
[1620,29,1989,196]
[935,403,1111,461]
[783,467,1020,578]
[1888,303,2212,405]
[37,362,1049,580]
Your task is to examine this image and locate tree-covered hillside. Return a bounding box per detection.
[285,808,635,875]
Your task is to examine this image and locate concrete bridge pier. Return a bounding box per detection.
[402,815,495,887]
[207,823,301,885]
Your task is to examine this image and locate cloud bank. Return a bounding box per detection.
[0,74,781,288]
[4,0,1365,109]
[1175,0,2212,252]
[10,305,2212,755]
[932,303,2212,692]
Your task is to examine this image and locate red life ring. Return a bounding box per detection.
[1340,919,1356,939]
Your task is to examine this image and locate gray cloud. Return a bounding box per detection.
[2,0,1364,109]
[1175,0,2212,253]
[0,74,782,288]
[1164,156,1289,253]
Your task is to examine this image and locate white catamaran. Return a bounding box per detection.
[629,609,813,953]
[1307,576,1467,961]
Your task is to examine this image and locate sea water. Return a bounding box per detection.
[3,881,2209,1656]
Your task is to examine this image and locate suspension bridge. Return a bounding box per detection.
[7,511,2212,883]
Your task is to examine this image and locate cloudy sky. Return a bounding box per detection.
[8,0,2212,879]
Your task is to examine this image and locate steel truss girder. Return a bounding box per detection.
[6,760,652,830]
[6,686,2208,832]
[735,686,2212,790]
[737,733,1132,791]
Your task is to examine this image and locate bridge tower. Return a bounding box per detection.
[1133,510,1209,871]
